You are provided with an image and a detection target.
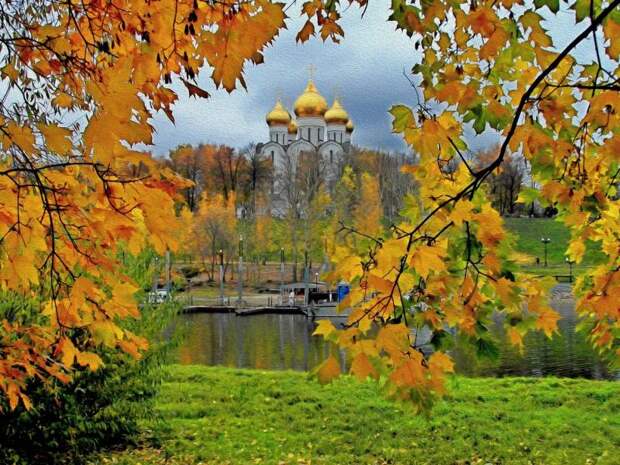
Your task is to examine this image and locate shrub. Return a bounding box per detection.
[0,250,181,465]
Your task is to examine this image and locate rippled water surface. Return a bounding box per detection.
[174,290,615,380]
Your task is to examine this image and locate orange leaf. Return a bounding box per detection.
[535,307,560,337]
[350,352,377,380]
[317,355,341,384]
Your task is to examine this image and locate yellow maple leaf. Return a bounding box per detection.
[76,351,103,371]
[38,123,72,155]
[313,319,336,338]
[566,239,585,264]
[409,244,446,279]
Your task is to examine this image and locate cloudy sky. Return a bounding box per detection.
[151,2,423,156]
[150,2,601,157]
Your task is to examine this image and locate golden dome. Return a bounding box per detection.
[293,80,328,117]
[346,119,354,132]
[288,119,298,134]
[325,98,349,125]
[266,99,291,126]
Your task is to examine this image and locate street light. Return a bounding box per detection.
[279,247,285,305]
[219,249,225,305]
[565,257,575,283]
[541,237,551,267]
[237,236,244,306]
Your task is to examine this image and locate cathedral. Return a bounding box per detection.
[257,78,354,213]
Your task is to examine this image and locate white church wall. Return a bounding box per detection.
[296,116,326,145]
[318,141,344,183]
[326,123,346,143]
[269,126,288,145]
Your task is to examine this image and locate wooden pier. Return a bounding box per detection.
[182,305,307,316]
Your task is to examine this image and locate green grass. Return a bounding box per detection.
[93,365,619,465]
[504,217,604,270]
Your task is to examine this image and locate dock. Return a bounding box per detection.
[182,305,307,316]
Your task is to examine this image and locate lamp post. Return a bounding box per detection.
[279,247,285,305]
[237,236,244,306]
[303,250,309,306]
[565,257,575,283]
[219,249,225,305]
[541,237,551,267]
[152,256,159,293]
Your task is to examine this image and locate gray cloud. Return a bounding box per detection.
[150,2,600,157]
[151,2,421,155]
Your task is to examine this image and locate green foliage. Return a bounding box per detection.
[0,253,181,465]
[96,365,619,465]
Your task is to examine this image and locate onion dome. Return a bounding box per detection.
[288,119,298,134]
[325,98,349,125]
[266,99,291,126]
[293,80,328,117]
[346,119,354,132]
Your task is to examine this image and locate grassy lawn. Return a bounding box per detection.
[504,217,604,273]
[94,365,619,465]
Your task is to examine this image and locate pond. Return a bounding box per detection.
[174,290,616,380]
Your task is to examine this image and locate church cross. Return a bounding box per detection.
[333,85,342,101]
[307,63,316,81]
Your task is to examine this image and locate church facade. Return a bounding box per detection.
[257,79,354,214]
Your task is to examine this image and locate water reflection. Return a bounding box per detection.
[451,300,614,379]
[175,299,615,380]
[176,313,348,372]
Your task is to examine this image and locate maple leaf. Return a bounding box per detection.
[376,324,410,359]
[316,355,341,384]
[296,20,315,43]
[494,277,518,308]
[409,244,446,279]
[38,124,72,155]
[507,327,524,350]
[428,352,454,376]
[535,307,561,338]
[390,355,425,388]
[567,239,586,264]
[180,78,211,99]
[350,352,377,380]
[313,319,337,338]
[76,351,104,371]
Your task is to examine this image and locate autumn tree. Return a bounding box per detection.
[275,149,330,280]
[192,193,238,281]
[474,145,527,216]
[203,144,246,202]
[304,0,620,408]
[342,147,416,222]
[0,0,286,410]
[166,144,206,211]
[239,143,272,217]
[353,172,382,238]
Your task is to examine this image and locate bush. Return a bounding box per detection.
[178,265,201,280]
[0,250,181,465]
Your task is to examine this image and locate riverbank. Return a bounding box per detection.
[94,365,618,465]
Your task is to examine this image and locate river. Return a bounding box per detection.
[174,286,616,380]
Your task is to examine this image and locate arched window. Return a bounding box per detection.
[329,150,333,163]
[271,150,274,164]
